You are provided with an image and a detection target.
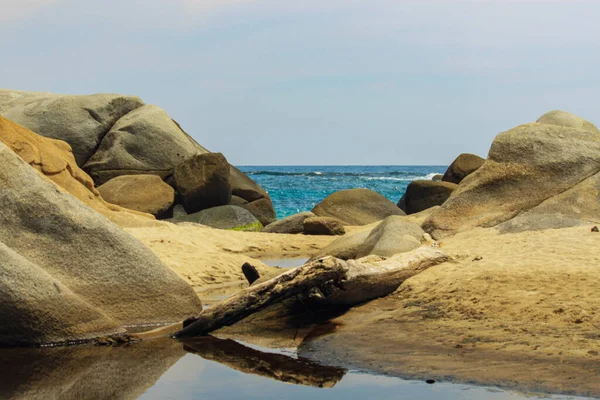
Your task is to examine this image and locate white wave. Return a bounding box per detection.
[314,171,323,175]
[363,177,412,182]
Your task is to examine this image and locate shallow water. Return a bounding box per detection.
[0,337,592,400]
[261,258,309,268]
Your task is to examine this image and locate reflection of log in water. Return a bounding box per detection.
[182,336,346,388]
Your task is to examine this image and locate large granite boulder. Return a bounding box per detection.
[97,175,175,218]
[0,116,153,227]
[0,141,202,346]
[241,197,277,226]
[536,110,600,134]
[174,153,231,213]
[311,216,424,260]
[355,216,425,258]
[84,105,208,185]
[313,188,405,225]
[303,216,346,236]
[423,121,600,238]
[397,180,457,214]
[229,166,277,225]
[262,212,316,234]
[442,153,485,184]
[0,90,144,165]
[170,205,262,231]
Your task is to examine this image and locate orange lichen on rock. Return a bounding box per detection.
[0,115,154,225]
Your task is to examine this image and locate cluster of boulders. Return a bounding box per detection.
[0,90,276,230]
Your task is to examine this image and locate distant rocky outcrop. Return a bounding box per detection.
[312,188,405,225]
[174,152,231,213]
[170,205,263,231]
[424,112,600,238]
[311,216,424,260]
[442,153,485,184]
[0,89,276,225]
[397,180,457,214]
[97,175,175,218]
[303,216,346,236]
[262,212,316,234]
[0,140,202,346]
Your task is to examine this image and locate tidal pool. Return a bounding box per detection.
[261,258,309,268]
[0,337,593,400]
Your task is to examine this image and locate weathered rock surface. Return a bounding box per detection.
[423,122,600,237]
[355,216,425,258]
[398,180,457,214]
[310,230,373,261]
[432,174,443,182]
[303,216,346,236]
[241,197,277,226]
[170,205,263,231]
[262,212,316,234]
[97,175,175,218]
[536,110,600,134]
[0,89,144,165]
[0,141,202,345]
[230,195,249,207]
[442,153,485,184]
[84,104,208,185]
[174,153,231,213]
[313,188,405,225]
[0,116,153,226]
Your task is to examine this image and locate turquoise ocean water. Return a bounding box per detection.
[238,165,447,219]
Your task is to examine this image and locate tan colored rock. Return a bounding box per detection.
[442,153,485,184]
[0,115,153,226]
[313,188,405,226]
[537,110,600,134]
[97,175,175,218]
[0,140,202,345]
[262,212,316,234]
[303,216,346,236]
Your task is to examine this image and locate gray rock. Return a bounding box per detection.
[84,104,208,185]
[170,205,263,231]
[442,153,485,184]
[399,180,457,214]
[97,174,175,218]
[537,110,600,134]
[262,212,316,234]
[174,153,231,213]
[423,122,600,238]
[229,166,269,202]
[230,195,249,207]
[241,197,277,226]
[0,90,144,165]
[0,142,202,346]
[313,188,405,226]
[303,216,346,236]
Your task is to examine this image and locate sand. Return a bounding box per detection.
[300,225,600,397]
[125,222,335,301]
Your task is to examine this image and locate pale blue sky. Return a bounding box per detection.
[1,0,599,165]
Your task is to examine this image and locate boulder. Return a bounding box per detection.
[355,216,425,258]
[262,212,316,234]
[241,197,277,226]
[230,166,269,202]
[312,188,405,226]
[310,229,373,261]
[0,116,153,226]
[432,174,443,182]
[442,153,485,184]
[398,180,457,214]
[536,110,600,134]
[170,205,263,231]
[303,216,346,236]
[423,122,600,238]
[0,141,202,346]
[83,104,208,185]
[97,175,175,218]
[174,153,231,213]
[311,216,424,260]
[230,195,249,207]
[0,90,144,165]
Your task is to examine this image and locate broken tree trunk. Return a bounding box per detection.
[174,247,450,338]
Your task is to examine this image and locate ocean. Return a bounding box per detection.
[238,165,447,219]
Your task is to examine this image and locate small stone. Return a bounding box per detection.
[426,379,436,384]
[592,226,599,232]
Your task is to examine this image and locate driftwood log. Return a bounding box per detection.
[182,336,346,388]
[174,247,450,338]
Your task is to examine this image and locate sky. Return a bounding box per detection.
[1,0,599,165]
